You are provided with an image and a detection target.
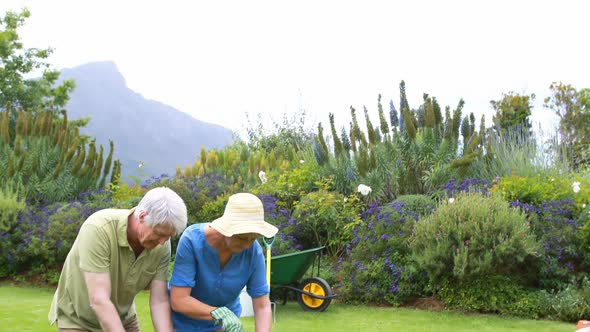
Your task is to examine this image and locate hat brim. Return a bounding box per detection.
[210,217,278,238]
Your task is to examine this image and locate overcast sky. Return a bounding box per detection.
[2,0,589,137]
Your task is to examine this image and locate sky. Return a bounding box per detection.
[2,0,589,138]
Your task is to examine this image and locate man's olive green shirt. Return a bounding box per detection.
[48,208,170,331]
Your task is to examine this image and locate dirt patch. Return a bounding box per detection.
[406,297,444,312]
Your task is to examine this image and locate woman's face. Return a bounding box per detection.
[225,233,260,253]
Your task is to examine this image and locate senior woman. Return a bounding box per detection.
[169,193,278,332]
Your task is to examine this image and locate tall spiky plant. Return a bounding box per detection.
[377,94,389,137]
[0,107,119,203]
[316,122,330,165]
[389,99,399,133]
[364,106,378,145]
[328,113,343,159]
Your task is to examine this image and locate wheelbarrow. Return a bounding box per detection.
[266,246,336,312]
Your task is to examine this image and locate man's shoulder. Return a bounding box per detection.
[84,208,131,227]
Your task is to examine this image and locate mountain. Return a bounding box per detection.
[59,61,233,182]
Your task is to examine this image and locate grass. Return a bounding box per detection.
[0,285,575,332]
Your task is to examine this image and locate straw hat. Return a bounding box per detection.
[210,193,278,238]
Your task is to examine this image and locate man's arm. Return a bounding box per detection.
[84,271,125,332]
[252,294,272,332]
[149,280,173,332]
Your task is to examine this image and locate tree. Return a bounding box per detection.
[544,82,590,170]
[0,9,75,113]
[0,9,119,202]
[490,91,534,139]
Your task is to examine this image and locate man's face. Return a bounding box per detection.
[138,213,176,249]
[225,233,260,253]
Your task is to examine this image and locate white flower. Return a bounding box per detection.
[300,159,305,163]
[550,178,555,182]
[258,171,267,183]
[448,198,455,204]
[357,184,372,196]
[573,181,581,193]
[583,203,587,208]
[138,161,144,168]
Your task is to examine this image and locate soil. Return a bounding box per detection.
[406,297,444,312]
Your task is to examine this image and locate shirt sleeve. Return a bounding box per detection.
[169,231,197,287]
[246,242,269,298]
[154,240,171,281]
[78,224,111,273]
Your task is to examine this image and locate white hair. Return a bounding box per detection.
[134,187,187,235]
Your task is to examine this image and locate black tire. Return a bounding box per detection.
[296,277,332,312]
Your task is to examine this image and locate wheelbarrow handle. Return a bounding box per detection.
[272,285,338,300]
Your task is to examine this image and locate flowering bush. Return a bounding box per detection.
[0,186,26,277]
[512,199,585,289]
[443,178,491,198]
[394,195,437,218]
[0,192,113,281]
[336,200,429,306]
[258,194,300,255]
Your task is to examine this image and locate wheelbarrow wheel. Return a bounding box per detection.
[296,277,332,312]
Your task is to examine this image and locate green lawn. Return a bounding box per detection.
[0,285,575,332]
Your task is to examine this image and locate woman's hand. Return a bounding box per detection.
[210,306,244,332]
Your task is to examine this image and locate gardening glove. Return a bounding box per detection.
[211,306,244,332]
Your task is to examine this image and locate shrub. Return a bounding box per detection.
[545,276,590,322]
[109,182,147,207]
[337,201,428,306]
[439,275,548,319]
[259,194,300,255]
[394,194,437,217]
[442,178,491,198]
[512,199,584,289]
[1,189,113,281]
[410,193,539,283]
[0,186,26,277]
[196,193,229,223]
[577,204,590,266]
[288,190,361,259]
[492,175,580,208]
[254,159,321,210]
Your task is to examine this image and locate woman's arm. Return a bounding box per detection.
[169,285,217,321]
[252,294,272,332]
